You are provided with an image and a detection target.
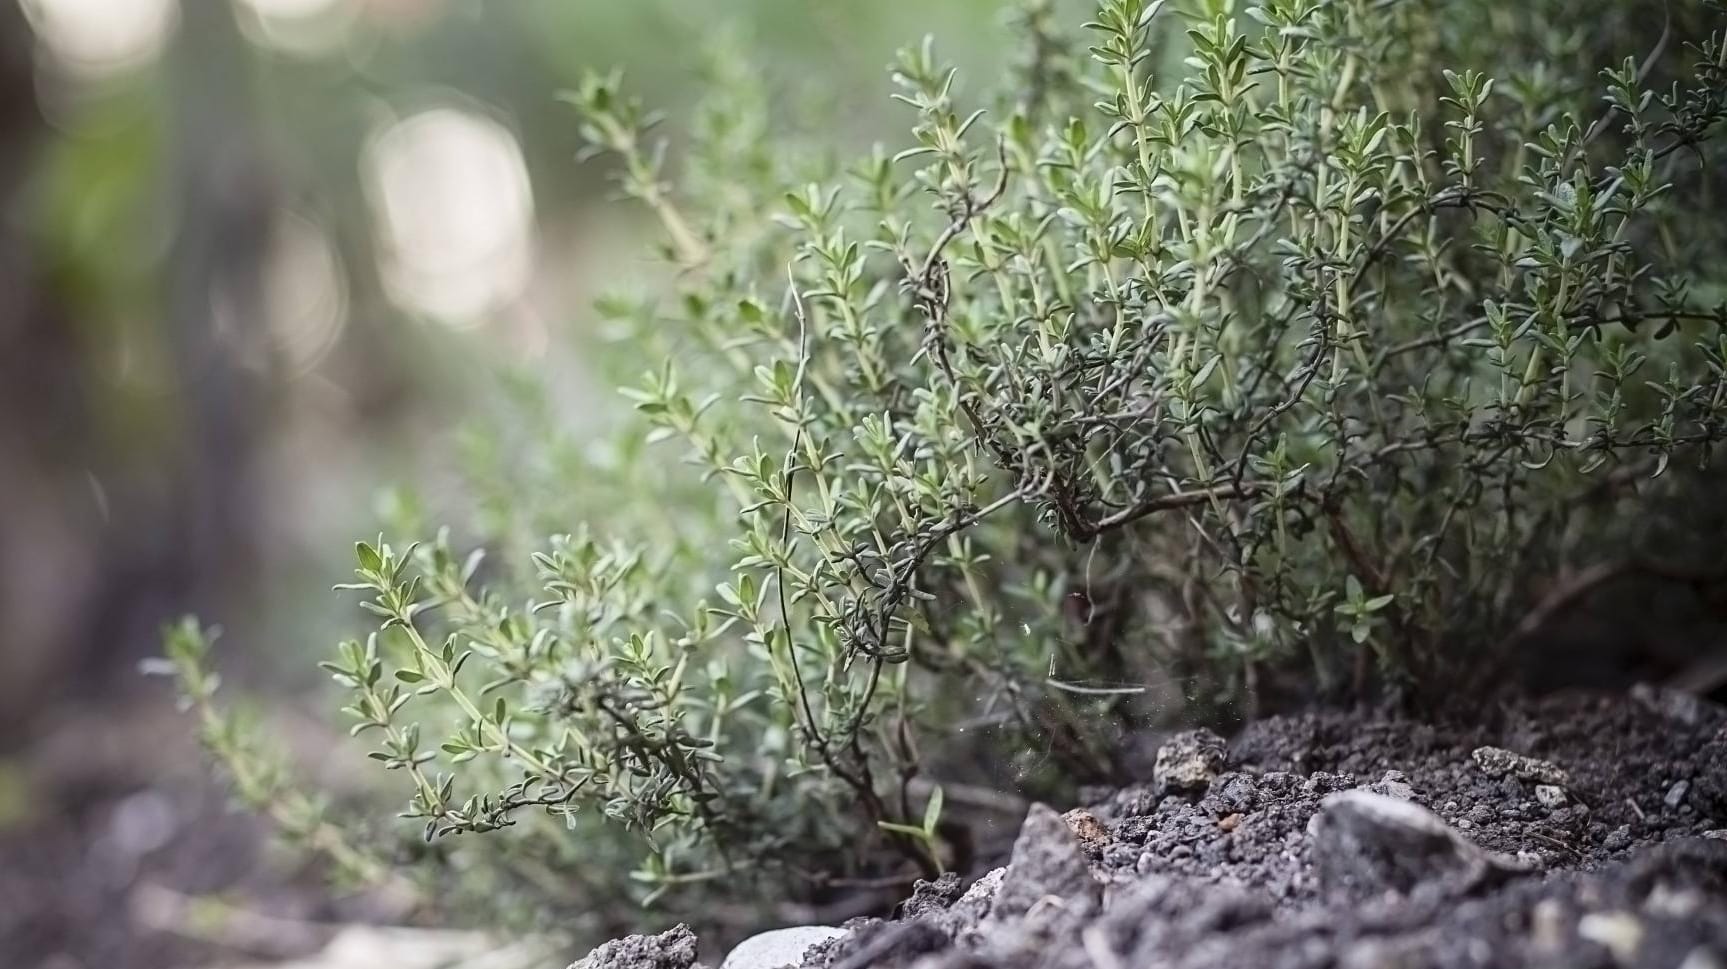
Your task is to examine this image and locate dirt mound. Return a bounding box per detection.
[787,690,1727,969]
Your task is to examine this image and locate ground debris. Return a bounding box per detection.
[1153,728,1228,796]
[1535,784,1568,809]
[785,692,1727,969]
[1061,809,1110,852]
[989,803,1101,919]
[1309,790,1523,899]
[1471,745,1572,786]
[1630,682,1725,728]
[574,925,701,969]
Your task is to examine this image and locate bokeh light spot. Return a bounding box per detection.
[264,212,349,375]
[20,0,179,79]
[234,0,356,56]
[361,106,536,326]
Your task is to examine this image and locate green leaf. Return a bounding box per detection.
[876,821,929,838]
[923,786,945,833]
[356,541,383,573]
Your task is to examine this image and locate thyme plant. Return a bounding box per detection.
[166,0,1727,943]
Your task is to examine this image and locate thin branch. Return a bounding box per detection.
[1082,481,1272,536]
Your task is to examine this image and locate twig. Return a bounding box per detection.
[779,265,824,749]
[1046,678,1149,696]
[916,136,1012,285]
[1352,189,1470,284]
[1082,481,1271,535]
[1527,830,1582,859]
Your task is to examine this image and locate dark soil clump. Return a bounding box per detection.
[777,690,1727,969]
[574,925,702,969]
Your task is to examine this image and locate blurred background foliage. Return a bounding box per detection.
[0,2,1037,966]
[1,0,1032,716]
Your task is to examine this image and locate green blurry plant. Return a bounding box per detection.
[163,0,1727,944]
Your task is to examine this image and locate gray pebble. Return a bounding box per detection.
[1154,729,1229,796]
[720,927,845,969]
[1472,746,1572,786]
[1666,779,1692,810]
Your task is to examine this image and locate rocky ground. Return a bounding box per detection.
[577,688,1727,969]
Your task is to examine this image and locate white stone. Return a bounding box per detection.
[1666,779,1691,809]
[720,926,846,969]
[1679,946,1727,969]
[1578,911,1644,965]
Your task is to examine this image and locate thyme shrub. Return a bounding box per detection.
[164,0,1727,942]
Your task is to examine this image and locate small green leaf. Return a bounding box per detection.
[356,541,383,573]
[923,786,945,833]
[877,821,928,838]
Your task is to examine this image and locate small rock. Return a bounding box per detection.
[897,873,962,922]
[1666,779,1692,810]
[1259,771,1295,794]
[963,866,1006,901]
[574,925,700,969]
[1603,825,1633,851]
[1154,729,1228,796]
[1472,746,1572,786]
[1302,772,1355,797]
[942,866,1006,930]
[1308,790,1520,898]
[1535,785,1568,809]
[823,921,946,969]
[1679,946,1727,969]
[1062,808,1110,850]
[1631,682,1722,727]
[991,803,1101,918]
[1646,882,1706,919]
[1578,910,1645,965]
[1531,898,1567,952]
[1207,772,1260,813]
[720,927,844,969]
[1218,813,1241,832]
[1367,770,1417,801]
